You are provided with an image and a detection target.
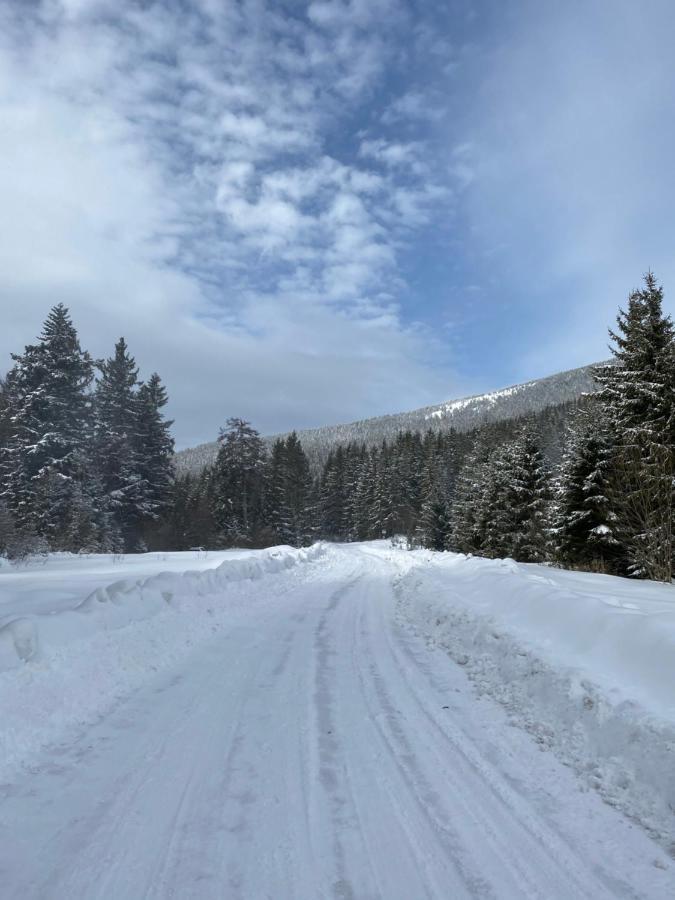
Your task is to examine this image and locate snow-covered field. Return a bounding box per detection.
[0,543,674,898]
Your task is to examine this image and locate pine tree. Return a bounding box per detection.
[370,442,396,538]
[552,404,621,571]
[417,488,451,551]
[0,376,12,453]
[160,469,218,550]
[449,436,493,554]
[320,446,347,540]
[93,337,146,551]
[264,433,312,546]
[280,433,312,545]
[416,441,451,550]
[135,373,175,538]
[351,448,378,540]
[483,426,550,562]
[2,304,98,548]
[390,432,422,538]
[264,438,286,539]
[212,418,266,545]
[595,273,675,580]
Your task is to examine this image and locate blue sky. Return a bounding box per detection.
[1,0,675,447]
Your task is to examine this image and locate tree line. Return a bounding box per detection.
[2,274,674,582]
[167,273,675,582]
[0,305,174,556]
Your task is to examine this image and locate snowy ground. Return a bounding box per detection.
[0,543,674,898]
[0,548,250,621]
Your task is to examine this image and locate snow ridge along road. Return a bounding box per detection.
[0,544,672,898]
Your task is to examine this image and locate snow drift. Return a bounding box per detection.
[395,551,675,849]
[0,545,325,673]
[0,544,325,780]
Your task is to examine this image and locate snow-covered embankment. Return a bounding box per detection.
[0,544,325,780]
[394,551,675,849]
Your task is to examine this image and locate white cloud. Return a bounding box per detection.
[0,0,456,446]
[381,90,445,125]
[359,138,427,173]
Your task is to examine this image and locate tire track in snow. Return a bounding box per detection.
[310,573,382,900]
[352,548,652,899]
[386,566,649,899]
[349,574,498,899]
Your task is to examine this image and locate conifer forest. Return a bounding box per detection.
[2,274,673,583]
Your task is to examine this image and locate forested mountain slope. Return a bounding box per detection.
[176,362,601,473]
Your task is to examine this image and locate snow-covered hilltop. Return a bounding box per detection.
[176,362,601,473]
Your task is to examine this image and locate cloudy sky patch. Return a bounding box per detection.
[1,0,674,446]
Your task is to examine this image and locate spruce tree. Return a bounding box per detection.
[135,373,175,536]
[2,304,97,548]
[449,436,493,554]
[320,446,347,540]
[264,433,312,546]
[483,426,550,562]
[370,442,396,538]
[212,418,266,545]
[264,438,286,538]
[417,488,451,551]
[552,405,621,571]
[278,433,312,546]
[416,443,451,550]
[0,376,12,453]
[93,337,146,551]
[595,273,675,580]
[352,449,378,540]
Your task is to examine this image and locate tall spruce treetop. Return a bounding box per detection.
[2,304,95,538]
[596,272,675,442]
[94,337,146,549]
[595,274,675,580]
[135,373,175,521]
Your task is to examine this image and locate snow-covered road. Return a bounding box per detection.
[0,546,671,898]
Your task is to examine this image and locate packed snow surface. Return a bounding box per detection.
[0,543,673,898]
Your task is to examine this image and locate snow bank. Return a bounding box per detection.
[0,544,325,780]
[395,552,675,849]
[0,548,249,620]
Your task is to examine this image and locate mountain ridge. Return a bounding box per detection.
[175,361,603,474]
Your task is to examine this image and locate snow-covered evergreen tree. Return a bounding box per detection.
[449,436,492,554]
[0,376,12,453]
[264,437,286,538]
[264,432,312,546]
[2,304,98,548]
[552,405,621,571]
[417,488,451,551]
[595,273,675,580]
[482,426,550,562]
[320,445,347,540]
[351,448,378,540]
[415,441,451,550]
[370,442,397,538]
[93,337,146,551]
[135,373,175,532]
[212,418,266,545]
